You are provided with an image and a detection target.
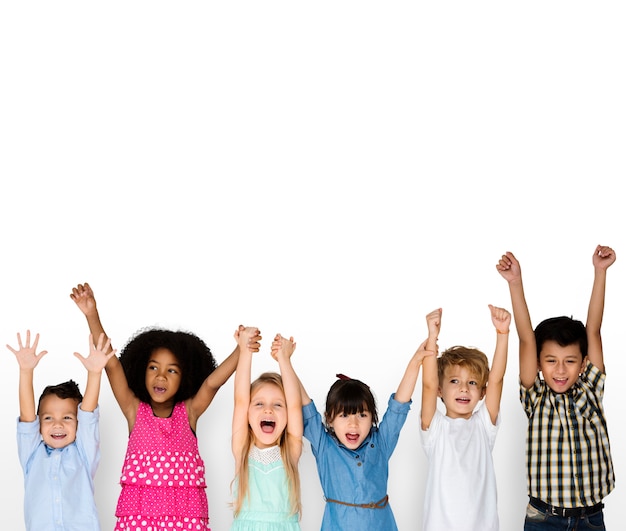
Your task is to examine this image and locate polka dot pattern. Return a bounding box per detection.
[115,402,209,531]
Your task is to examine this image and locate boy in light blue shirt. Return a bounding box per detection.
[9,330,114,531]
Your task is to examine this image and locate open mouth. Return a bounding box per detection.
[154,386,167,394]
[260,420,275,433]
[456,397,470,404]
[345,433,360,443]
[51,433,66,440]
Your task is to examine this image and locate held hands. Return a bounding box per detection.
[74,333,116,373]
[496,252,521,283]
[413,339,437,363]
[489,304,511,334]
[593,245,616,270]
[234,325,262,354]
[70,282,97,316]
[6,330,48,370]
[270,334,296,362]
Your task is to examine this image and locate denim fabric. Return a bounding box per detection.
[303,394,410,531]
[523,501,606,531]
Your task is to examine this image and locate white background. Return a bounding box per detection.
[1,2,624,530]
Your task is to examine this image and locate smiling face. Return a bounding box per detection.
[539,340,585,394]
[38,395,79,449]
[248,382,288,448]
[328,408,373,450]
[438,365,485,419]
[144,348,182,415]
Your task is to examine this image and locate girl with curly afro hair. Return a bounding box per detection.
[70,282,261,531]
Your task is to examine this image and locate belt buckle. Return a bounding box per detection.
[550,505,566,518]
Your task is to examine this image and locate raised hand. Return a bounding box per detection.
[488,304,511,334]
[234,325,261,354]
[270,334,296,362]
[593,245,616,271]
[496,252,522,283]
[74,333,116,373]
[6,330,48,370]
[425,309,442,340]
[70,282,97,316]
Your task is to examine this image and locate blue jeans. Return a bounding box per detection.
[524,502,606,531]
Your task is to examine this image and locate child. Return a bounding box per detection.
[420,305,510,531]
[297,338,434,530]
[497,245,616,530]
[8,330,115,531]
[70,282,260,531]
[230,330,302,530]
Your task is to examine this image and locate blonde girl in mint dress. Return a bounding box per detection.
[230,330,302,530]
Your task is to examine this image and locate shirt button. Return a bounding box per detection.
[357,462,362,467]
[370,443,375,448]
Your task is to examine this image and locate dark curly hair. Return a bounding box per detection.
[37,380,83,414]
[119,327,218,404]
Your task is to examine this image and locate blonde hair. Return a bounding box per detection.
[438,346,490,388]
[232,372,302,518]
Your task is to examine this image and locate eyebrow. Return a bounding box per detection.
[148,359,181,368]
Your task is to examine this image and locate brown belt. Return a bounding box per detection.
[325,494,389,509]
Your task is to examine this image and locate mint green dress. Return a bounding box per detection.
[231,445,300,531]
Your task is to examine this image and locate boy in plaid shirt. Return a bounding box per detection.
[497,245,616,531]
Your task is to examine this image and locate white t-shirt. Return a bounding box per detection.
[420,402,500,531]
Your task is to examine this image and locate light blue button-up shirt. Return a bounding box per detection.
[303,394,410,531]
[17,405,101,531]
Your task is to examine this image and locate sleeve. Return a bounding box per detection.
[476,401,499,450]
[16,416,42,472]
[419,408,442,456]
[519,375,542,418]
[581,360,605,394]
[76,405,101,479]
[302,400,325,456]
[376,394,411,459]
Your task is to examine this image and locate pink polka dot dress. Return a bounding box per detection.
[114,401,210,531]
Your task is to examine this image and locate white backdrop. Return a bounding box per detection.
[1,2,624,530]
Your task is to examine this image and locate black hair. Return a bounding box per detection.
[37,380,82,414]
[324,376,379,428]
[534,316,587,360]
[119,327,218,404]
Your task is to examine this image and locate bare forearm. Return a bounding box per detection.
[81,371,101,412]
[586,269,607,334]
[207,345,240,392]
[395,356,423,403]
[18,369,36,422]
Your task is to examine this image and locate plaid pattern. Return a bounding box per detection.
[520,361,615,508]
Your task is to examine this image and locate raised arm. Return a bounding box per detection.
[271,334,303,463]
[586,245,616,372]
[190,326,261,423]
[231,326,257,466]
[396,339,435,403]
[496,252,537,389]
[73,333,116,412]
[7,331,48,422]
[421,309,441,430]
[70,283,136,416]
[484,305,510,424]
